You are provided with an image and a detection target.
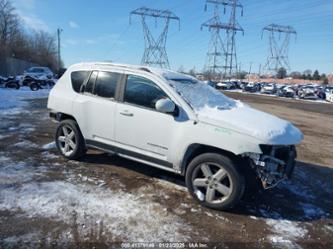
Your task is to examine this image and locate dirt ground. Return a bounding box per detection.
[0,92,332,248]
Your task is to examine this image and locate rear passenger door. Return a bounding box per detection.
[73,71,121,144]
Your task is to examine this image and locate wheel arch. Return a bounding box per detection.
[180,143,240,175]
[51,112,78,123]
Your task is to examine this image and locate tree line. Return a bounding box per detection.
[0,0,59,72]
[277,68,329,84]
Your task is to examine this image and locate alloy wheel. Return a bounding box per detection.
[192,162,233,204]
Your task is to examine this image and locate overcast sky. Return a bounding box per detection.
[12,0,333,74]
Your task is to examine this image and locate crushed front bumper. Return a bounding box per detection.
[246,145,297,189]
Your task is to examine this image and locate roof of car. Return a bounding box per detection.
[71,62,193,80]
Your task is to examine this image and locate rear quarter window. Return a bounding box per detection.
[71,71,91,93]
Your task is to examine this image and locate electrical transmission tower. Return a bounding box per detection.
[262,24,297,74]
[201,0,244,79]
[130,7,180,69]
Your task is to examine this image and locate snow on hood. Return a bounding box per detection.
[166,76,303,144]
[199,105,303,144]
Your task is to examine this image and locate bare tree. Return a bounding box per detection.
[0,0,59,73]
[0,0,20,50]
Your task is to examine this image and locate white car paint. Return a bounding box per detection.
[24,67,53,79]
[47,62,303,174]
[326,89,333,103]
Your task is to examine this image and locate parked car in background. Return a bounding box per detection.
[322,86,333,100]
[240,81,248,90]
[243,82,259,93]
[298,85,318,99]
[325,88,333,102]
[47,62,303,210]
[216,81,233,90]
[277,86,295,98]
[1,76,20,89]
[261,83,277,94]
[24,67,54,79]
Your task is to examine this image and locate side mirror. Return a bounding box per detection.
[155,98,176,114]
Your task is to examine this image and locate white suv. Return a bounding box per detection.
[47,62,303,210]
[24,67,54,79]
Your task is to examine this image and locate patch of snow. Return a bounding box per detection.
[324,225,333,233]
[41,151,59,159]
[205,211,214,217]
[0,134,9,140]
[0,88,50,111]
[195,189,205,201]
[265,218,307,249]
[0,161,46,184]
[0,155,11,162]
[299,202,326,219]
[2,232,41,246]
[18,123,36,133]
[12,140,39,149]
[42,142,56,150]
[0,181,192,242]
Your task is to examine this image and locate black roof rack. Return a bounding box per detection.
[138,67,152,73]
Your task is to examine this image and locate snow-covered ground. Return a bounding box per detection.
[0,84,332,247]
[0,87,50,113]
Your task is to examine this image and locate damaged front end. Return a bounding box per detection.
[244,145,297,189]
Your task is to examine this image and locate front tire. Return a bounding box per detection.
[55,120,86,160]
[185,153,245,210]
[30,82,40,91]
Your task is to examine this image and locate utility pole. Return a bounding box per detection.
[247,61,253,82]
[262,24,296,76]
[57,28,63,73]
[202,0,244,80]
[130,7,180,69]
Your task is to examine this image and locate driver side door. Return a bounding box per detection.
[114,75,177,164]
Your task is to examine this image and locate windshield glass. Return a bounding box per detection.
[167,78,237,113]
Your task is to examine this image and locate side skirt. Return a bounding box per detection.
[85,139,180,174]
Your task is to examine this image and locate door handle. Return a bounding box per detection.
[120,111,133,117]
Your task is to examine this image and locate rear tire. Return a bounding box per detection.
[185,153,245,210]
[5,81,20,89]
[55,119,86,160]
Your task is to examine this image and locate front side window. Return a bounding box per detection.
[71,71,91,93]
[124,75,168,109]
[94,71,120,98]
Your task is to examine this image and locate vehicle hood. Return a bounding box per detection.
[302,88,316,94]
[197,103,303,145]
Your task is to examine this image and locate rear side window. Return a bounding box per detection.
[85,71,98,94]
[94,71,120,98]
[71,71,90,93]
[124,75,168,109]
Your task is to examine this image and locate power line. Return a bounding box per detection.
[130,7,180,69]
[262,23,297,74]
[201,0,244,79]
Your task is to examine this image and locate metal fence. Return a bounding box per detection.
[0,57,39,77]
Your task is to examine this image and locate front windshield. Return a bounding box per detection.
[167,78,237,113]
